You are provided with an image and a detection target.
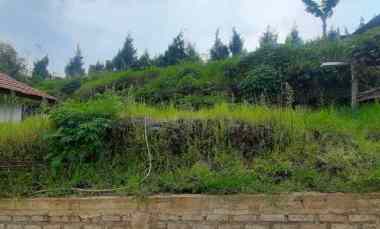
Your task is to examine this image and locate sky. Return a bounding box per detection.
[0,0,379,76]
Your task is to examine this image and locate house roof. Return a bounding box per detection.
[0,73,57,102]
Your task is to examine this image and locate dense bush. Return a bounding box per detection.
[46,94,122,170]
[239,65,282,103]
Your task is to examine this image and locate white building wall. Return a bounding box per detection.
[0,104,23,123]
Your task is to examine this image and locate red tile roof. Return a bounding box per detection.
[0,73,57,102]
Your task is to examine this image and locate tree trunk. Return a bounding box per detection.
[322,17,327,38]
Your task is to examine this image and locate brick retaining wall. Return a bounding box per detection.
[0,193,380,229]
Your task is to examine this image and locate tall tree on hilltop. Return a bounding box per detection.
[185,43,202,63]
[113,34,138,71]
[259,26,278,48]
[88,61,105,75]
[302,0,340,38]
[327,26,341,41]
[137,50,153,69]
[32,55,50,81]
[159,32,200,66]
[229,27,244,56]
[344,27,350,36]
[359,17,366,29]
[0,41,25,79]
[153,54,166,67]
[105,60,113,71]
[65,45,85,78]
[210,29,230,61]
[285,25,303,47]
[162,32,187,66]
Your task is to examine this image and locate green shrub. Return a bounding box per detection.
[47,94,122,169]
[239,65,281,103]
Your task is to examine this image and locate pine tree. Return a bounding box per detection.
[344,27,350,36]
[210,29,230,61]
[327,26,341,41]
[185,43,201,63]
[112,34,138,71]
[88,61,105,75]
[65,45,85,78]
[285,25,303,48]
[153,54,166,67]
[162,32,187,66]
[105,60,113,71]
[32,55,50,81]
[137,50,153,69]
[359,17,366,28]
[229,27,244,56]
[259,26,278,48]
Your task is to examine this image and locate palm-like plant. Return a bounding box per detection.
[302,0,340,38]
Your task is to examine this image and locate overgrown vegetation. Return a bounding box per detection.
[2,93,380,197]
[35,28,380,108]
[1,23,380,197]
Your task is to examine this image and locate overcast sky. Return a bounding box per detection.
[0,0,379,76]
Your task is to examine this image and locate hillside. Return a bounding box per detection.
[1,27,380,197]
[36,28,380,109]
[355,14,380,35]
[2,94,380,197]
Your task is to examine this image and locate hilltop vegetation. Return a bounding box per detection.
[36,28,380,108]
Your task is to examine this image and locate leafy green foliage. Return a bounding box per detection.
[0,41,26,80]
[46,94,122,170]
[239,65,281,103]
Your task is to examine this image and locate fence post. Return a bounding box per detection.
[351,63,359,109]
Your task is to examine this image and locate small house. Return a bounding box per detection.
[0,73,56,122]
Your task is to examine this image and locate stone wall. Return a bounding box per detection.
[0,193,380,229]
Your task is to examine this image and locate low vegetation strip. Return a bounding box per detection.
[1,94,380,197]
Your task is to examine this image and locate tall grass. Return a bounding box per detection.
[2,98,380,196]
[0,115,53,160]
[120,101,380,138]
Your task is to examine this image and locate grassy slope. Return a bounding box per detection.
[2,101,380,197]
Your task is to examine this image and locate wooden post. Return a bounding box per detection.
[351,63,358,109]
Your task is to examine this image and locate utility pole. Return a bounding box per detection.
[351,62,359,109]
